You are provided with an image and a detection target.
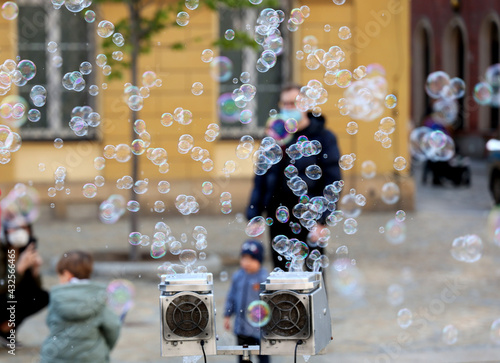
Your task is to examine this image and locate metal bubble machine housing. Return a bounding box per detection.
[259,271,332,356]
[159,273,216,357]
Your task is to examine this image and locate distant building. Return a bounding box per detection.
[411,0,500,157]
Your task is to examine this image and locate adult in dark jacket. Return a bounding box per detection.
[247,85,341,270]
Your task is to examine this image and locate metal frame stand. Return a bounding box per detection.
[216,345,261,362]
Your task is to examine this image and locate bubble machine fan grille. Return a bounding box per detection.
[263,292,309,338]
[165,294,209,338]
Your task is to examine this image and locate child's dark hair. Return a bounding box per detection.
[56,250,93,279]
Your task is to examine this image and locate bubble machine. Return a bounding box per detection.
[259,271,332,356]
[158,273,216,357]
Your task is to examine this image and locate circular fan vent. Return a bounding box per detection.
[265,293,308,337]
[165,295,209,338]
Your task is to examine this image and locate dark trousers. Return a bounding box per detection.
[237,335,269,363]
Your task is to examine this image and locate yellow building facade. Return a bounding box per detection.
[0,0,412,215]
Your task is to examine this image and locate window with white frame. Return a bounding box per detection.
[16,0,95,140]
[218,6,283,139]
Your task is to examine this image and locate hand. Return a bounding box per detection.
[16,244,40,276]
[223,316,231,331]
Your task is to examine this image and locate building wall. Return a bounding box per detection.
[411,0,500,157]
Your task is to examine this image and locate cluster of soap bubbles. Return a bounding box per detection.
[51,0,92,13]
[473,63,500,107]
[342,64,389,121]
[451,234,483,263]
[425,71,465,125]
[287,5,310,33]
[294,80,328,115]
[220,192,232,214]
[175,194,200,215]
[0,125,21,164]
[0,96,28,128]
[47,166,68,197]
[285,135,322,162]
[230,83,257,113]
[62,70,88,92]
[102,143,132,163]
[410,126,455,162]
[254,8,285,72]
[373,116,396,149]
[252,137,283,175]
[160,108,193,128]
[270,235,315,271]
[0,59,37,98]
[339,188,365,219]
[99,194,126,224]
[204,123,220,142]
[235,135,255,159]
[147,148,169,173]
[68,105,101,137]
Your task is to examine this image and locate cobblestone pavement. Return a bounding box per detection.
[1,160,500,363]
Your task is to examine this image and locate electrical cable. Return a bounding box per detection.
[200,339,207,363]
[294,339,303,363]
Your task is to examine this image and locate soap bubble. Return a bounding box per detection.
[491,318,500,344]
[275,206,289,223]
[225,29,235,40]
[129,232,141,246]
[151,241,167,259]
[397,308,413,329]
[2,2,19,20]
[473,82,493,105]
[338,26,351,40]
[97,20,115,38]
[395,210,406,222]
[191,82,204,96]
[106,279,134,317]
[381,182,400,205]
[343,218,358,235]
[201,181,213,195]
[393,156,407,171]
[387,284,404,306]
[425,71,450,99]
[245,216,266,237]
[82,183,97,198]
[210,56,232,82]
[346,121,358,135]
[179,249,197,271]
[385,219,406,244]
[246,300,271,328]
[385,94,397,108]
[176,11,190,26]
[451,234,483,263]
[17,60,36,81]
[99,195,126,224]
[201,49,214,63]
[442,325,458,345]
[361,160,376,179]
